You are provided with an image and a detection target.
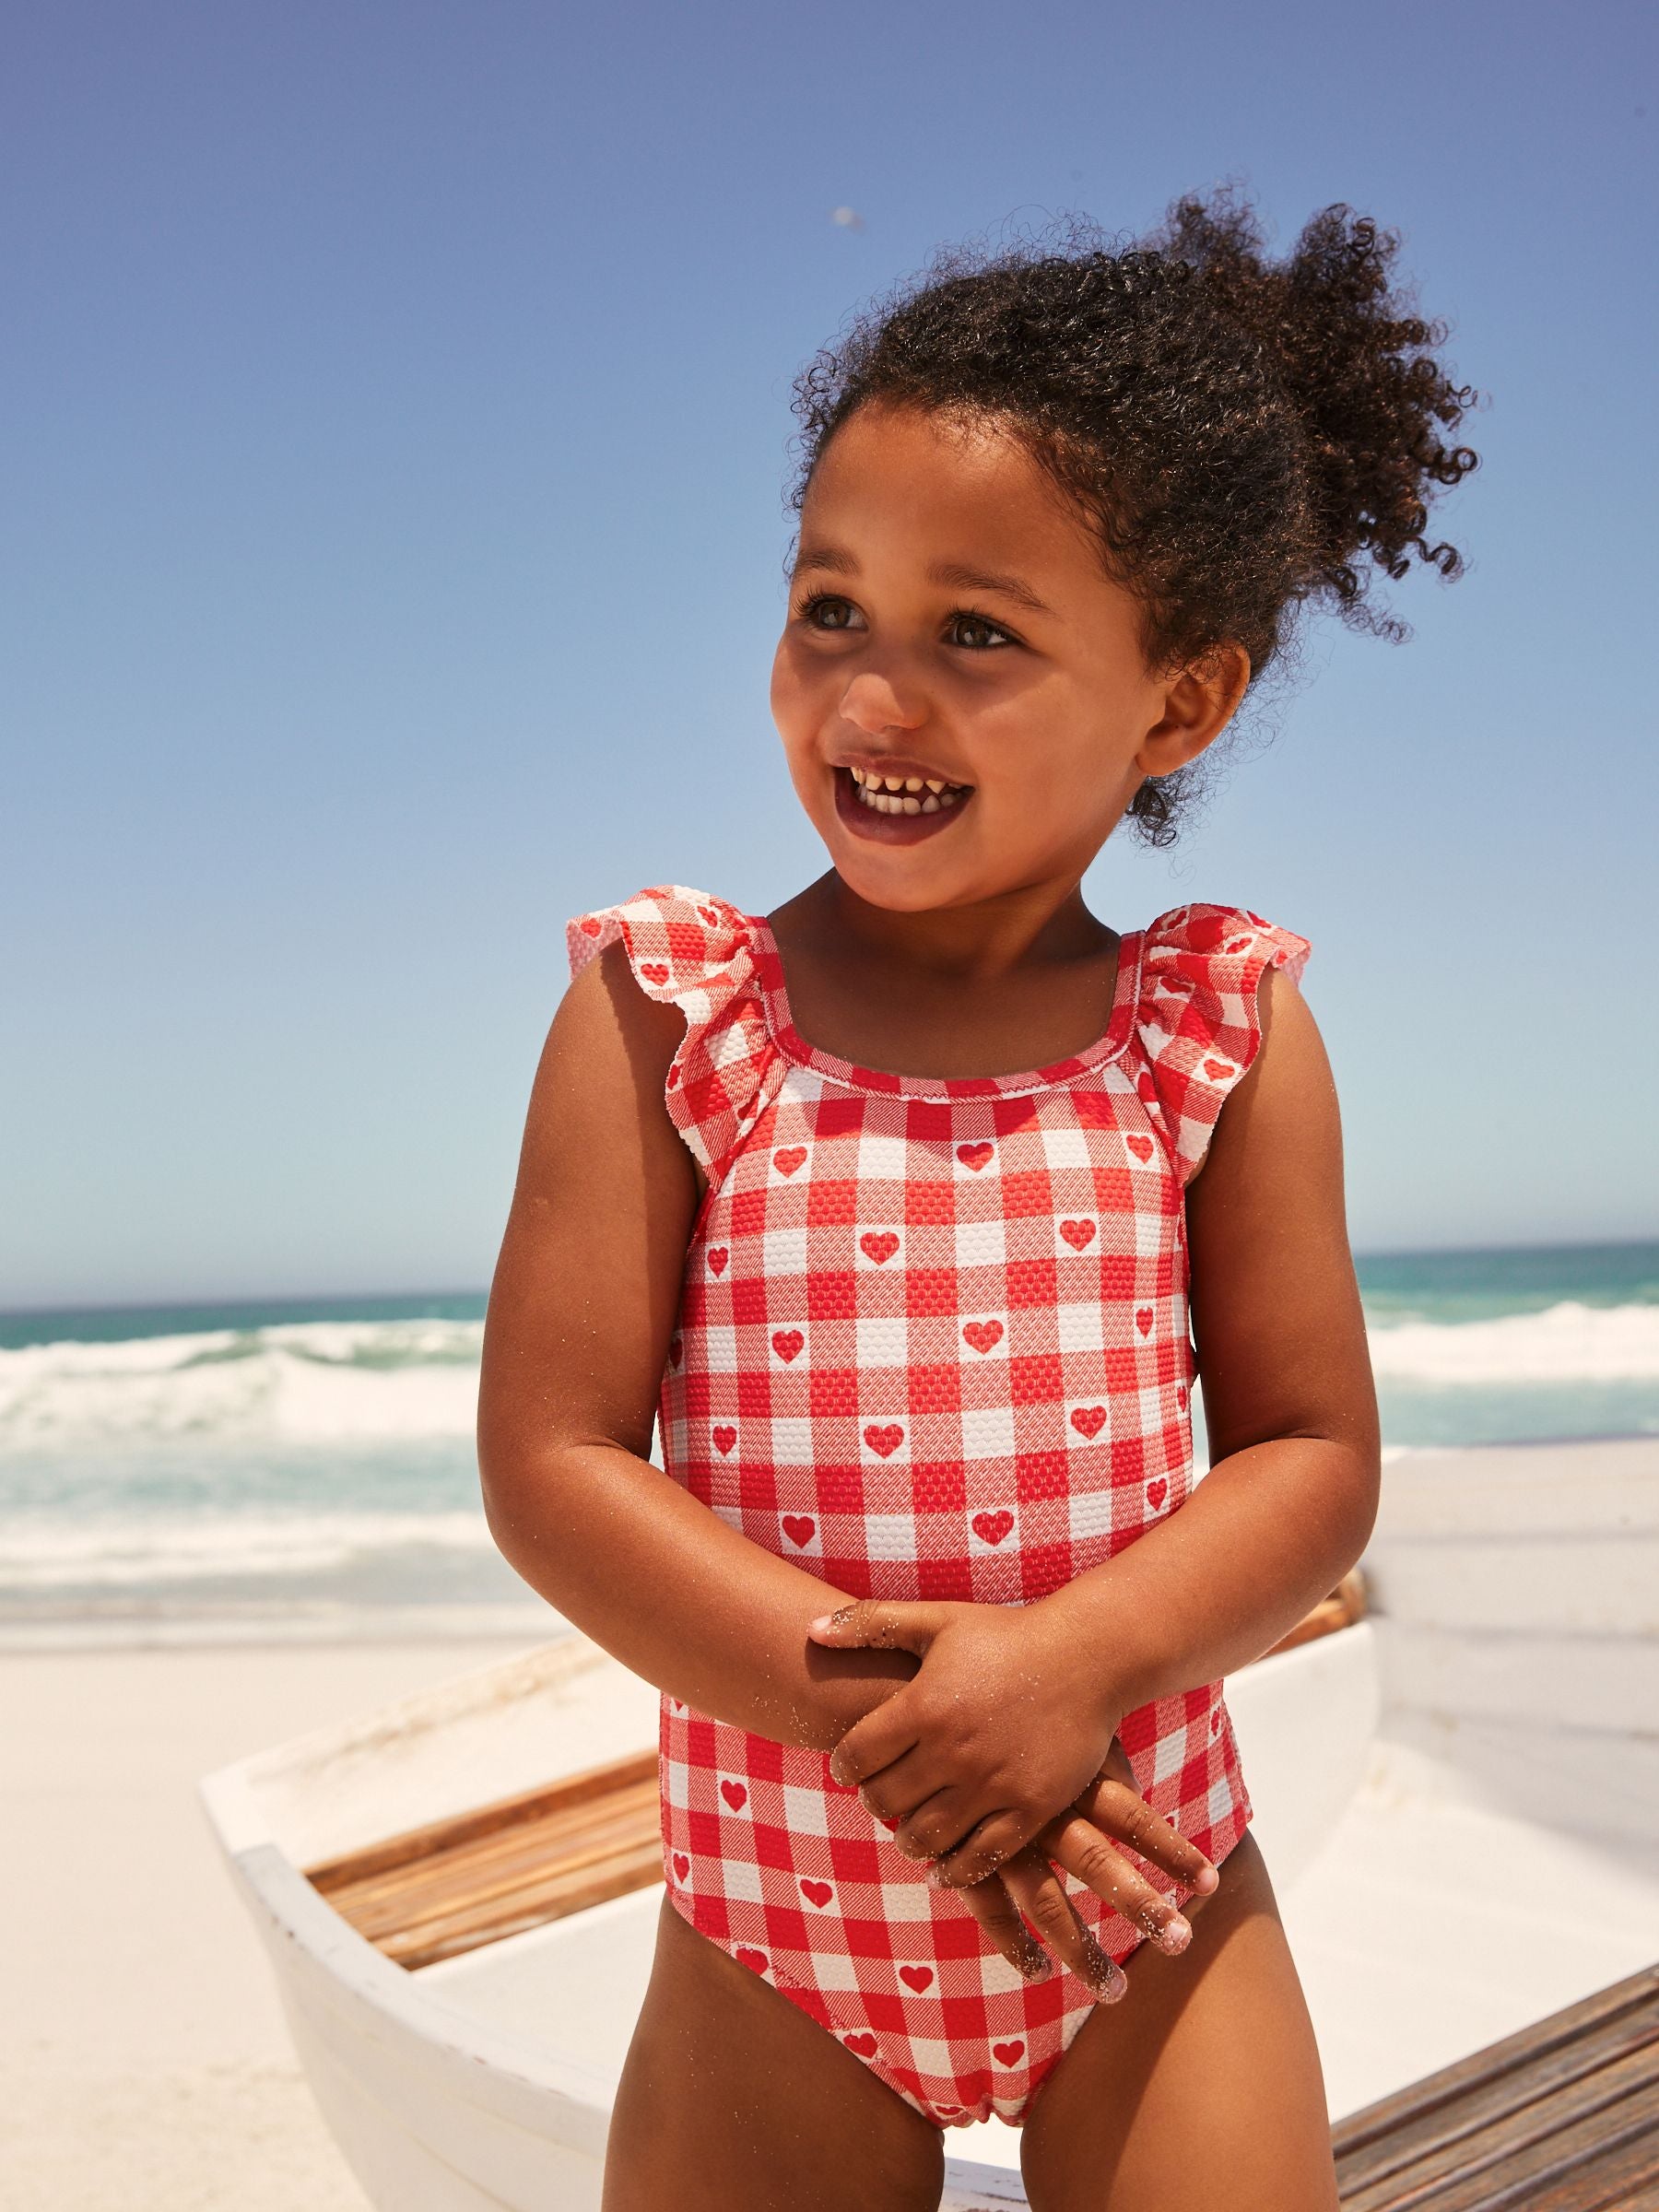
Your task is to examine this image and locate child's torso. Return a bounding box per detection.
[662,1054,1194,1606]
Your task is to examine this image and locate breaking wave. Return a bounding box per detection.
[4,1302,1657,1456]
[0,1320,484,1448]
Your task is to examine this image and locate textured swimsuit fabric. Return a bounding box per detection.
[567,887,1312,2129]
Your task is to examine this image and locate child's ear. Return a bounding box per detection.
[1135,642,1251,778]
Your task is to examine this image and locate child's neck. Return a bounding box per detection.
[778,868,1113,981]
[764,869,1126,1083]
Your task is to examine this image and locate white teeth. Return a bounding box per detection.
[848,768,971,818]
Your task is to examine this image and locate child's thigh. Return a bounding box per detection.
[602,1895,946,2212]
[1019,1829,1338,2212]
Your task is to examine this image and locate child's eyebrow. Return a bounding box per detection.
[792,542,1055,618]
[927,560,1056,618]
[792,541,859,578]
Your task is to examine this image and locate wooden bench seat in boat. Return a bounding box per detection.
[303,1571,1367,1973]
[1332,1961,1659,2209]
[304,1746,662,1970]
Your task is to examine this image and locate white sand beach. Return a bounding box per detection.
[4,1637,541,2212]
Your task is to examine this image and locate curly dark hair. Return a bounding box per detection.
[789,183,1481,845]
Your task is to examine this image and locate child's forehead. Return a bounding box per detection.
[798,403,1100,579]
[806,401,1045,507]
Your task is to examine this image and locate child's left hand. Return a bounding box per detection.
[807,1594,1129,1885]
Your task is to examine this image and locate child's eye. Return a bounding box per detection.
[946,609,1018,651]
[796,592,864,631]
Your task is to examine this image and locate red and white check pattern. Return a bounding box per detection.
[567,886,1311,2129]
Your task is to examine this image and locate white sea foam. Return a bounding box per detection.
[0,1320,485,1447]
[1366,1301,1659,1384]
[3,1303,1656,1454]
[0,1510,500,1588]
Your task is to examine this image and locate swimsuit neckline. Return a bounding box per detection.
[743,912,1147,1101]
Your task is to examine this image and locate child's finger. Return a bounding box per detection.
[927,1807,1037,1888]
[853,1749,969,1853]
[1068,1770,1220,1896]
[995,1847,1128,2003]
[952,1870,1053,1983]
[806,1598,947,1654]
[1038,1811,1194,1957]
[825,1699,921,1791]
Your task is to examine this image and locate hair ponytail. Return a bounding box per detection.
[1143,186,1479,641]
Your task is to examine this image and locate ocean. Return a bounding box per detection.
[2,1241,1655,1650]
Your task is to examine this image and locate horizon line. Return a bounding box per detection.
[5,1232,1658,1324]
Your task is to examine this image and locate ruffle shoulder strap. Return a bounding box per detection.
[1135,902,1312,1186]
[565,885,782,1177]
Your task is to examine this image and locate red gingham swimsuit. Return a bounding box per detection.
[568,886,1312,2130]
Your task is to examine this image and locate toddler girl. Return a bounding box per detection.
[479,185,1477,2211]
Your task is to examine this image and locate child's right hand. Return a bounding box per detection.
[942,1737,1218,2000]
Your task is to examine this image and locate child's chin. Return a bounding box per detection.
[830,841,979,912]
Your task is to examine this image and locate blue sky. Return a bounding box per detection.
[6,0,1655,1308]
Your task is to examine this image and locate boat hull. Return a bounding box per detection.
[202,1620,1377,2210]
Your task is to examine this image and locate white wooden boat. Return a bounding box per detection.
[199,1438,1659,2209]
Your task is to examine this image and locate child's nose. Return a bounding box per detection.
[839,668,925,736]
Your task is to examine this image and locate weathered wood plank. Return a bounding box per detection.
[379,1837,668,1969]
[324,1782,659,1931]
[304,1746,658,1890]
[1335,1969,1659,2166]
[1335,1966,1659,2209]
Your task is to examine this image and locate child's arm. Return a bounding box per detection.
[811,965,1381,1887]
[477,940,917,1749]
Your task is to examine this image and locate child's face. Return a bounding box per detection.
[771,402,1244,913]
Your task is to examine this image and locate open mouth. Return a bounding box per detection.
[832,763,975,845]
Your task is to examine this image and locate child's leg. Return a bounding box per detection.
[1018,1830,1339,2212]
[603,1894,947,2212]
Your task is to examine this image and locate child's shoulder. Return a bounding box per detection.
[563,885,778,1176]
[566,884,756,1002]
[1139,900,1311,983]
[1134,900,1313,1186]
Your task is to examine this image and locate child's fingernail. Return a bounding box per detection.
[1193,1864,1218,1893]
[1159,1913,1192,1951]
[808,1614,835,1634]
[1084,1936,1126,1999]
[1018,1941,1053,1981]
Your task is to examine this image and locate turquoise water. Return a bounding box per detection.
[2,1241,1653,1646]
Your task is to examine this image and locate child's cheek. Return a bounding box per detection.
[774,722,835,837]
[771,652,824,758]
